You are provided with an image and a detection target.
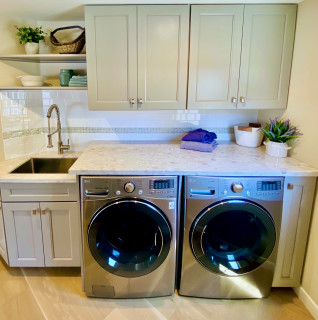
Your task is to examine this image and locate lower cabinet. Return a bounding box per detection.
[3,201,81,267]
[273,176,316,287]
[0,203,8,264]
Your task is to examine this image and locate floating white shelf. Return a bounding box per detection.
[0,54,86,63]
[0,86,87,90]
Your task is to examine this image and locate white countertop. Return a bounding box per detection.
[0,151,81,183]
[69,142,318,177]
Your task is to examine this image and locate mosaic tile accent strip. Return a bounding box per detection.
[3,127,233,140]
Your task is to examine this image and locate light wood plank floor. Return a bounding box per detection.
[0,257,313,320]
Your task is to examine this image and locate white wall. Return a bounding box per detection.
[283,0,318,318]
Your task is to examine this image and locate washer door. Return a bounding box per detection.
[87,199,172,278]
[190,200,276,276]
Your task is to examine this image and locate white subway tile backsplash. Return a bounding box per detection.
[0,89,259,159]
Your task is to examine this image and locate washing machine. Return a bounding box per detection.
[179,176,284,299]
[81,176,178,298]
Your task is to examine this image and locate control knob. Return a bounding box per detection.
[124,182,135,193]
[231,183,243,193]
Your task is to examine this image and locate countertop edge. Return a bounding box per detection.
[69,170,318,177]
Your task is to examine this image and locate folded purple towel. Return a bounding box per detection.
[182,128,217,143]
[180,140,218,153]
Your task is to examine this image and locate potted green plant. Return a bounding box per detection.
[262,118,302,157]
[15,26,46,54]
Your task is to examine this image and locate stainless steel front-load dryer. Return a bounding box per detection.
[179,176,284,299]
[81,176,178,298]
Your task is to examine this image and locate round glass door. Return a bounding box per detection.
[87,199,171,278]
[190,200,276,276]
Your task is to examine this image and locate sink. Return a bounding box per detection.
[10,158,78,174]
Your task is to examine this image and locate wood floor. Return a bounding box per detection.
[0,257,313,320]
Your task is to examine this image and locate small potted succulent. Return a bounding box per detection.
[262,118,302,158]
[15,26,47,54]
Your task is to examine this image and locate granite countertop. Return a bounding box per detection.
[0,151,81,183]
[69,142,318,177]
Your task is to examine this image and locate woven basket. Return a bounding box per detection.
[50,26,85,54]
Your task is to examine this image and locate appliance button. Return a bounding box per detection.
[223,190,228,196]
[124,182,135,193]
[138,190,143,195]
[231,183,244,193]
[246,191,251,196]
[116,190,121,196]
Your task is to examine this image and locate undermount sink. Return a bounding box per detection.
[10,158,78,174]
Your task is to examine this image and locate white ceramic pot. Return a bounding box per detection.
[25,42,39,54]
[17,75,44,87]
[264,141,291,158]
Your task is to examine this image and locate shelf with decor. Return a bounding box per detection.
[0,54,87,90]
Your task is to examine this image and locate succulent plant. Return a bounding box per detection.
[15,26,46,44]
[262,118,302,143]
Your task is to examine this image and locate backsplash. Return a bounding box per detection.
[0,90,258,159]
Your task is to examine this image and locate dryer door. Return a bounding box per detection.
[87,199,171,278]
[190,199,276,276]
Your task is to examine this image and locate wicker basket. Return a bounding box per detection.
[50,26,85,54]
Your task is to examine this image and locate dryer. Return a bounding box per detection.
[179,176,284,299]
[81,176,178,298]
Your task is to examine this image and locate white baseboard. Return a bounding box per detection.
[294,287,318,319]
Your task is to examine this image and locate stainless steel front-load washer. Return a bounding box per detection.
[81,176,178,298]
[179,176,284,299]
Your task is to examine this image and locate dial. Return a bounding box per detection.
[231,183,243,193]
[124,182,135,193]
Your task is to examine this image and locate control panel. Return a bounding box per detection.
[81,176,177,200]
[187,176,284,201]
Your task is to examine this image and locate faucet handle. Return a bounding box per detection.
[47,135,53,148]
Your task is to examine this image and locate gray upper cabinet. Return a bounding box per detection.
[238,5,296,109]
[85,5,189,111]
[85,6,138,110]
[188,5,244,110]
[188,4,297,110]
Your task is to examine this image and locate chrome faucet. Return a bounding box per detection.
[47,104,70,154]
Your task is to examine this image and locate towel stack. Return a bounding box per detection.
[69,76,87,87]
[180,128,218,152]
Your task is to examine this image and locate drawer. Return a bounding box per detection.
[1,183,79,202]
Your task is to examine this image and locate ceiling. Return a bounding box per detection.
[0,0,302,21]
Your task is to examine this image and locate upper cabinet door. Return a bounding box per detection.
[188,5,244,110]
[85,6,138,110]
[238,5,297,109]
[137,5,189,110]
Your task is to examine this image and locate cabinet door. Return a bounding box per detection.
[137,5,189,110]
[273,177,316,287]
[188,5,243,109]
[85,6,138,110]
[0,204,8,264]
[2,203,44,267]
[41,202,81,267]
[238,5,296,109]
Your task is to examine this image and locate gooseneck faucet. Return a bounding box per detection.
[47,104,70,154]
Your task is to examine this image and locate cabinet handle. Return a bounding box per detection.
[32,208,40,215]
[130,98,135,105]
[41,208,50,215]
[240,96,246,103]
[138,98,143,104]
[231,97,237,103]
